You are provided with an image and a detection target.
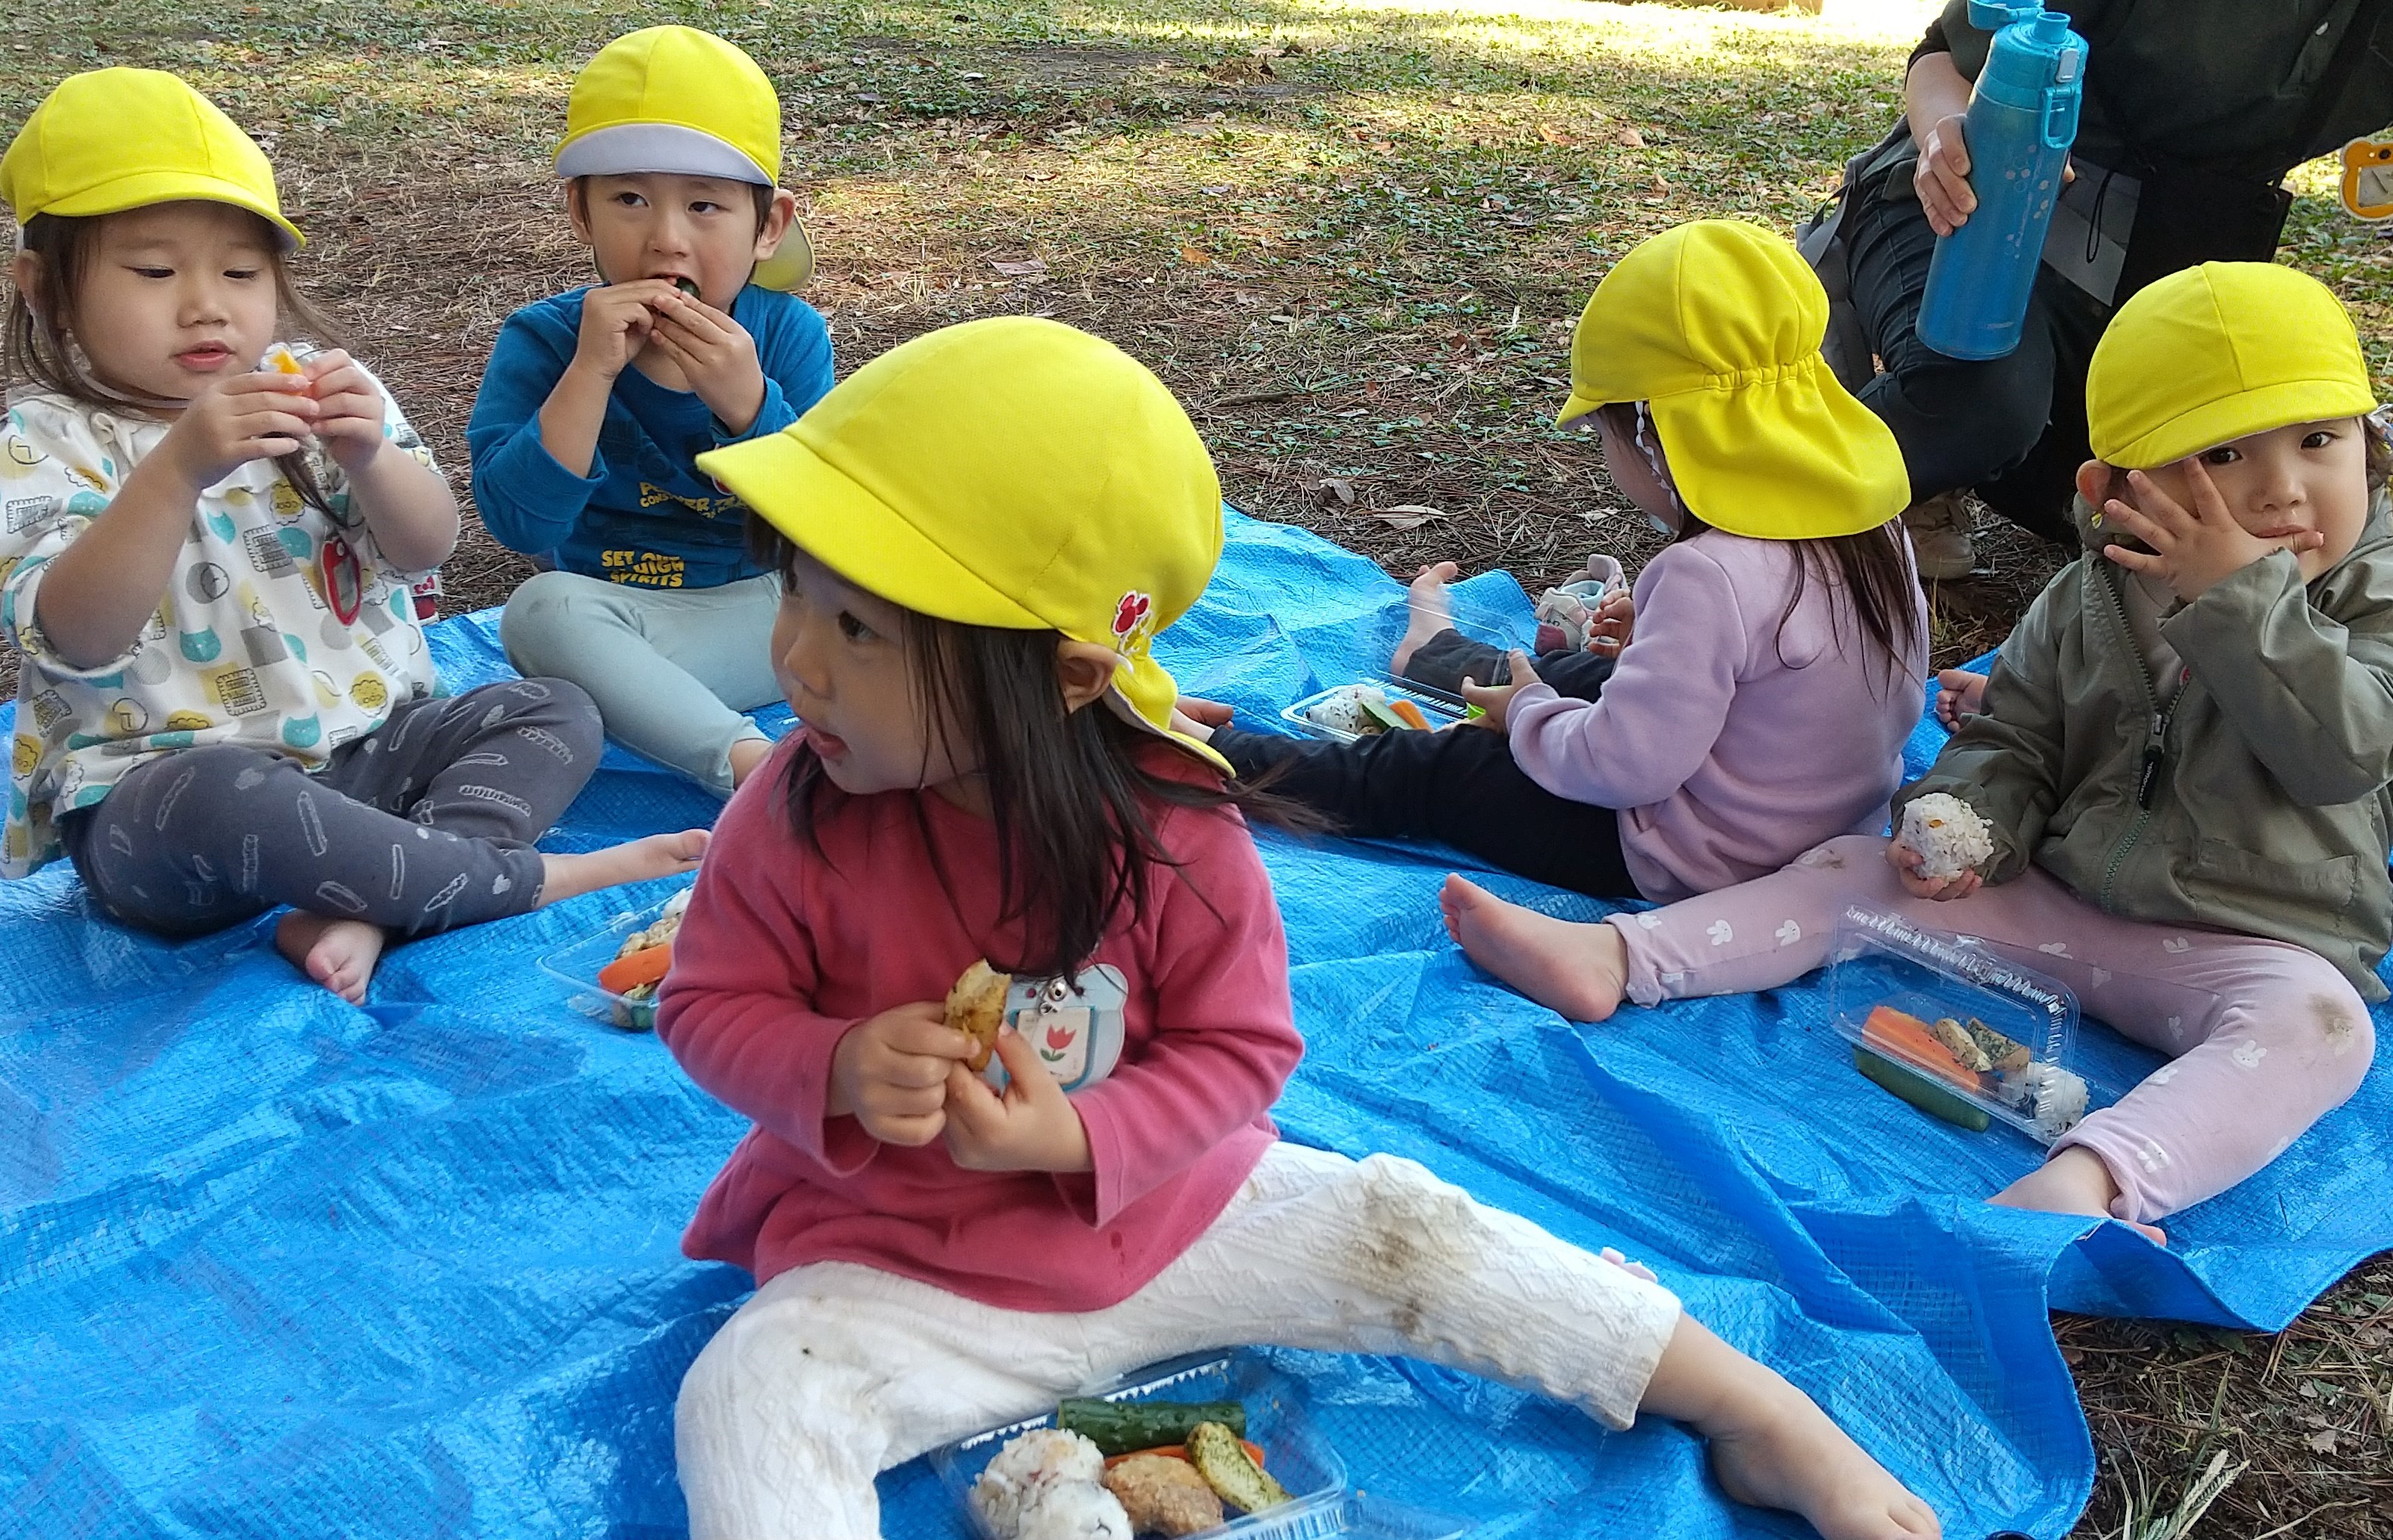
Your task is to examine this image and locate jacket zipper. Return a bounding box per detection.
[2095,566,2176,912]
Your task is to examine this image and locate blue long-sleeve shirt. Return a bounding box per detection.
[467,284,834,588]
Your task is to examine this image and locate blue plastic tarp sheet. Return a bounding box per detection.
[4,509,2388,1539]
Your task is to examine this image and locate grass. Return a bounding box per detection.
[5,0,2391,1532]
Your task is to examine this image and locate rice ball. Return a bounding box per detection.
[1900,793,1993,882]
[970,1430,1108,1538]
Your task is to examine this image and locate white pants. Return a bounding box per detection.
[676,1143,1684,1540]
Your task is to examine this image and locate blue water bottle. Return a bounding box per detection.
[1917,2,2087,360]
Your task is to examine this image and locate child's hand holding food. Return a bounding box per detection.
[300,349,392,473]
[160,369,318,490]
[646,289,768,435]
[942,1028,1094,1174]
[1459,649,1543,731]
[1886,834,1983,902]
[570,279,676,383]
[828,1000,973,1146]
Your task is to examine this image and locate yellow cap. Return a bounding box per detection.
[2087,262,2379,469]
[0,69,300,248]
[556,27,812,290]
[1555,220,1905,542]
[697,318,1232,774]
[557,27,781,185]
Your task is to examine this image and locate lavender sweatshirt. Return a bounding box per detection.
[1507,531,1929,902]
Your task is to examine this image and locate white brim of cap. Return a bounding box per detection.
[555,123,769,184]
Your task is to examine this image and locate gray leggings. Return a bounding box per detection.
[61,679,602,939]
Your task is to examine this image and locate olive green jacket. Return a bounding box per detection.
[1898,495,2393,1001]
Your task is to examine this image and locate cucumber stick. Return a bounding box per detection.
[1054,1399,1246,1457]
[1854,1046,1991,1132]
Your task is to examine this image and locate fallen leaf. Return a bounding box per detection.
[1651,171,1670,193]
[2306,1428,2341,1453]
[1616,126,1646,149]
[1179,245,1212,265]
[2299,1379,2323,1399]
[1368,504,1445,530]
[989,256,1049,276]
[1537,123,1570,146]
[1314,477,1356,508]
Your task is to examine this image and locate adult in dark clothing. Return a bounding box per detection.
[1814,0,2393,576]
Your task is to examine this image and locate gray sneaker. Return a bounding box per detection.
[1903,492,1977,581]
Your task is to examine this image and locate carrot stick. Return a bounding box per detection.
[598,942,673,995]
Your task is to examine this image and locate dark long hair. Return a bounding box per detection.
[4,210,341,516]
[750,519,1318,982]
[1597,402,1921,693]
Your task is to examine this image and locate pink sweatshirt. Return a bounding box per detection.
[655,736,1302,1312]
[1507,531,1928,902]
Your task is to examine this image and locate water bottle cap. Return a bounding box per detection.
[2032,11,2066,42]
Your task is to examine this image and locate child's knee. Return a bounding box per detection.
[498,570,610,674]
[2240,963,2374,1105]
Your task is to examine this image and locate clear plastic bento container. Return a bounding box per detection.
[930,1351,1467,1540]
[535,888,691,1032]
[1826,903,2098,1145]
[1280,675,1471,745]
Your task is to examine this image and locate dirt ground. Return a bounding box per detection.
[5,0,2391,1531]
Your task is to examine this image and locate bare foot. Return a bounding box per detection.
[1390,560,1459,675]
[1643,1317,1939,1540]
[1991,1146,2166,1245]
[1439,873,1627,1022]
[1706,1375,1941,1539]
[275,911,388,1004]
[539,829,711,907]
[728,737,774,790]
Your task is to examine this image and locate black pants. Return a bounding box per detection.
[1214,630,1640,899]
[61,679,601,939]
[1847,178,2111,546]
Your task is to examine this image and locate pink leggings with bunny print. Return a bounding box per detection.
[1609,835,2375,1224]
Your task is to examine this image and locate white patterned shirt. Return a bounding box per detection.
[1,354,443,877]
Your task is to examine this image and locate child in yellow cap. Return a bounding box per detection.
[468,25,830,798]
[1452,261,2391,1245]
[654,315,1937,1540]
[0,68,706,1001]
[1189,221,1928,908]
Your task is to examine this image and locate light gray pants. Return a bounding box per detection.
[500,570,780,796]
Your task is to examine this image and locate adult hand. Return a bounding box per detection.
[1886,834,1982,901]
[1460,649,1541,732]
[2097,458,2323,603]
[1172,694,1235,742]
[828,1001,973,1147]
[300,349,390,474]
[157,371,318,489]
[647,290,768,435]
[1933,669,1987,729]
[570,279,675,383]
[942,1028,1094,1172]
[1914,113,1977,236]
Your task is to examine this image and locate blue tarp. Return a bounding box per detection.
[5,510,2388,1539]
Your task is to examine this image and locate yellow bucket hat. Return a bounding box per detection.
[1556,220,1905,542]
[2087,262,2378,470]
[0,68,300,249]
[555,26,812,290]
[697,317,1231,774]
